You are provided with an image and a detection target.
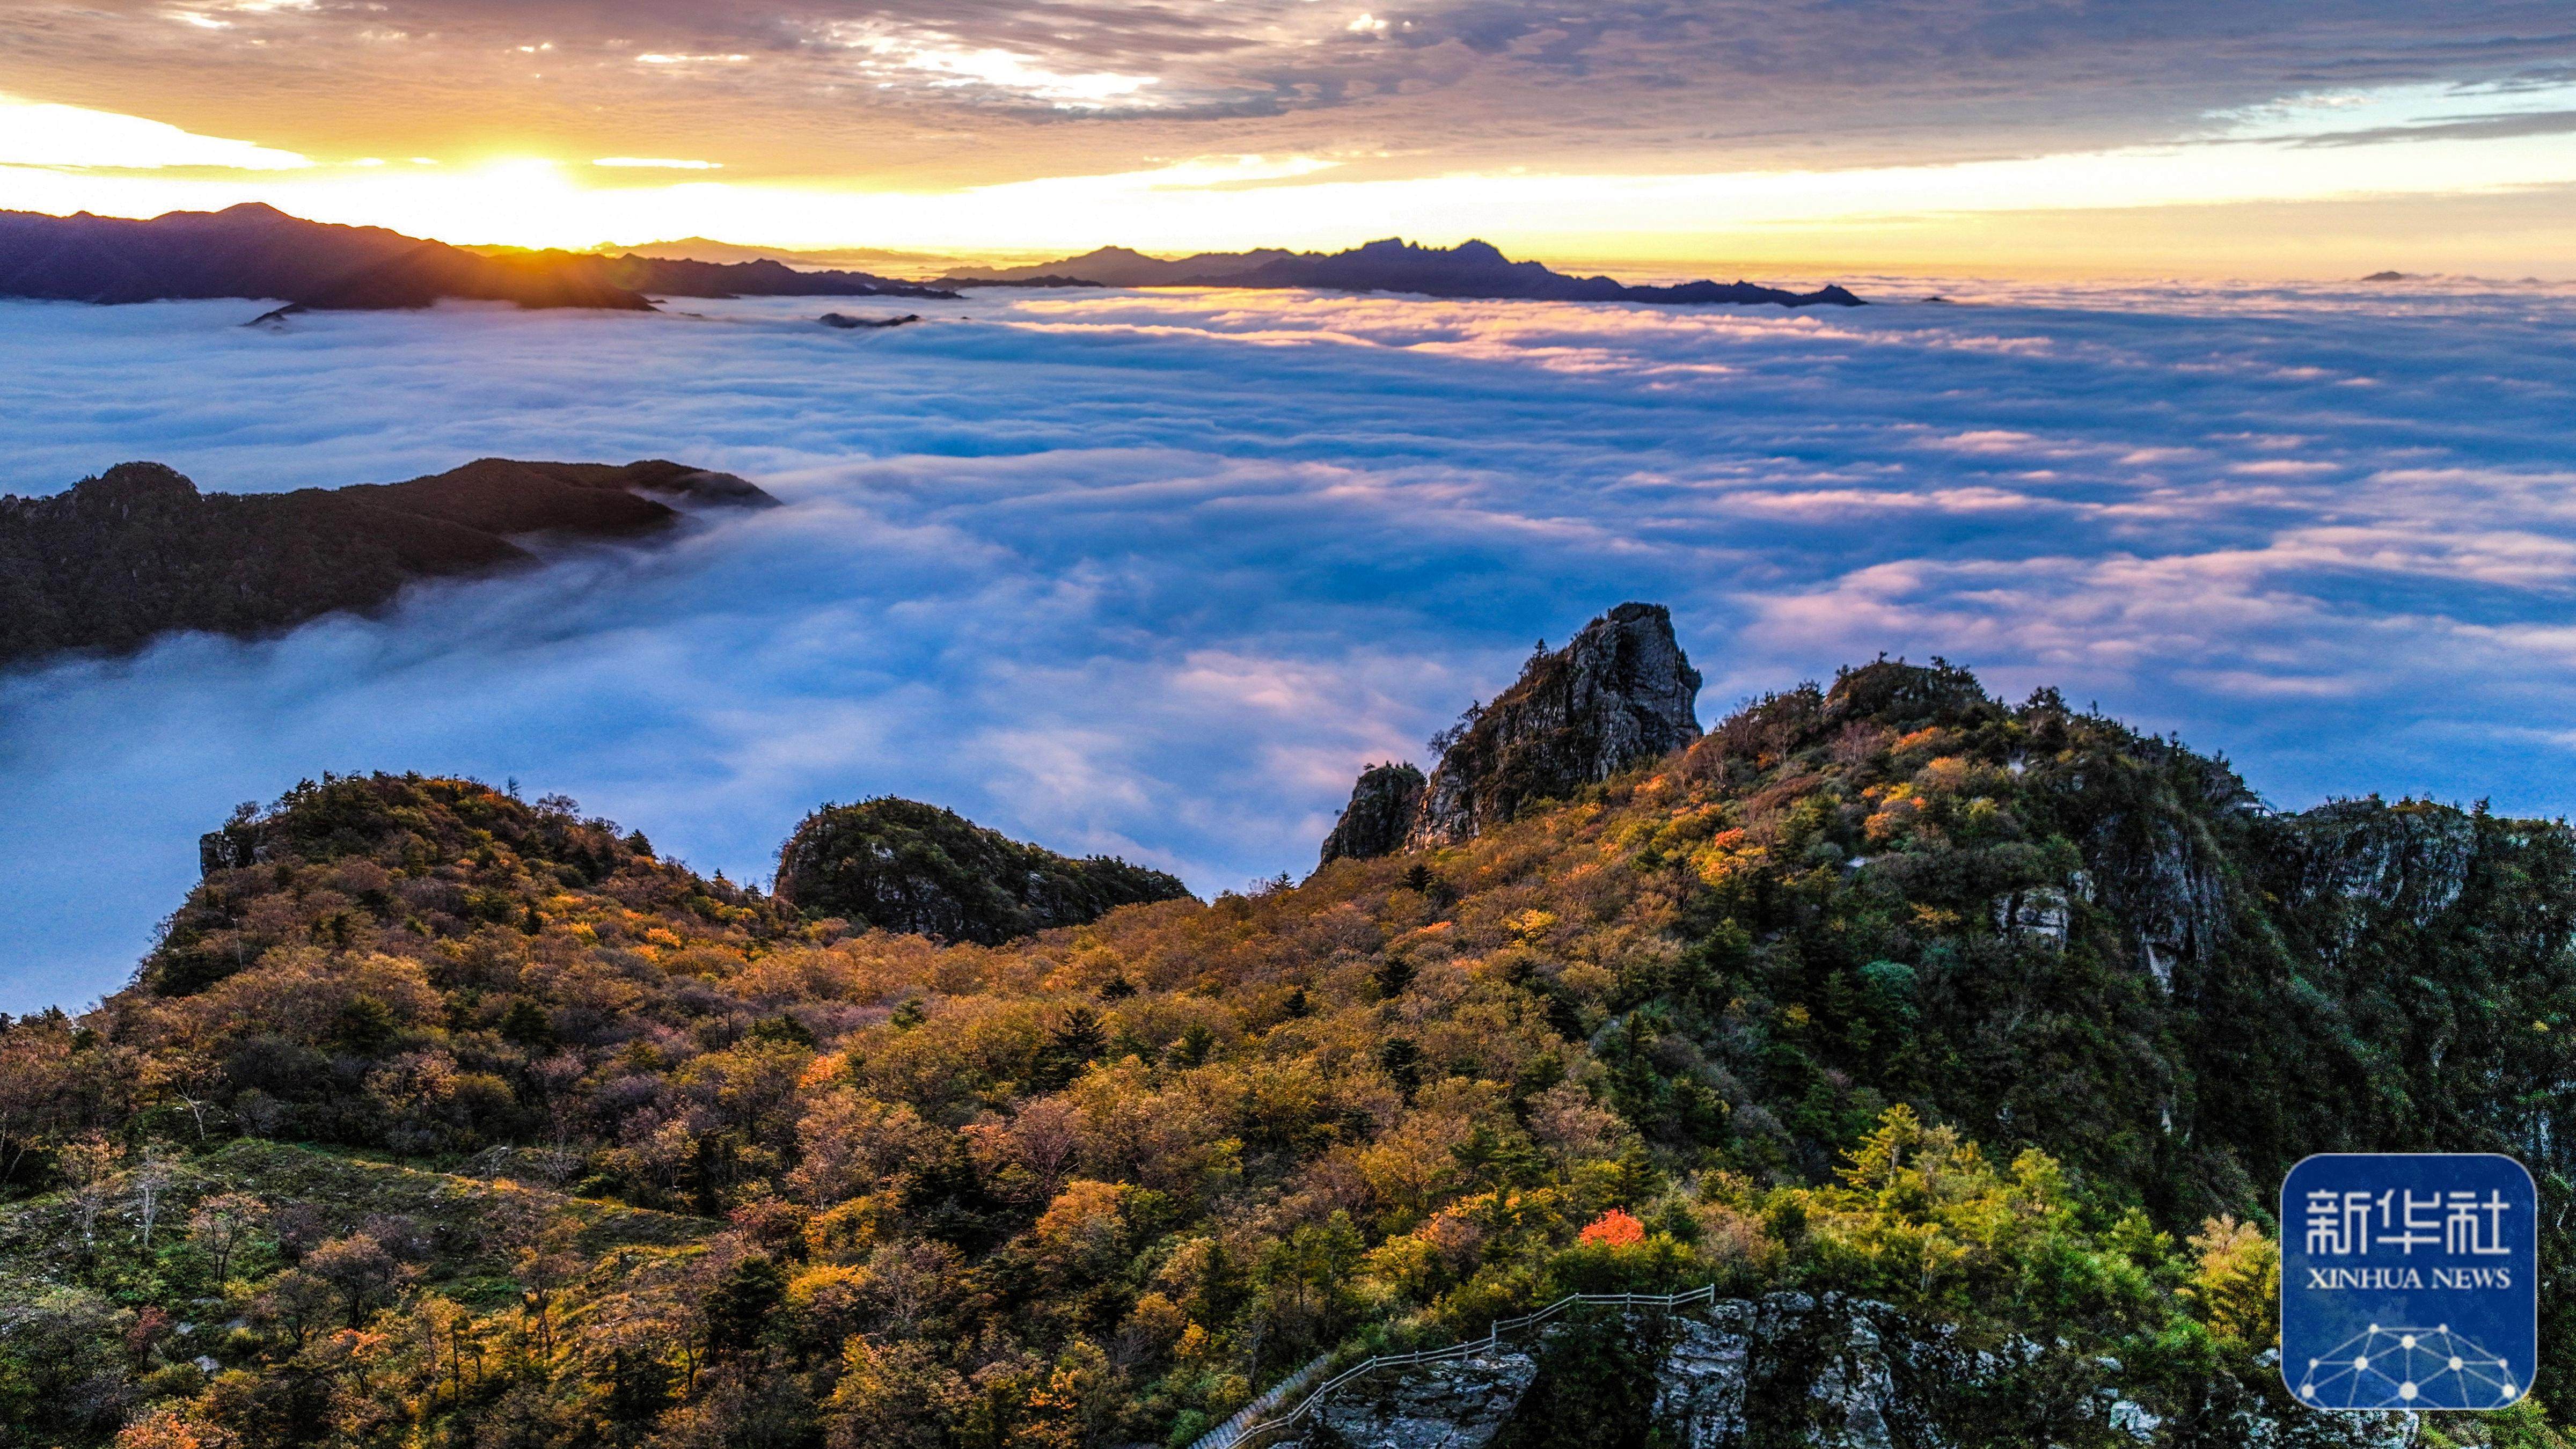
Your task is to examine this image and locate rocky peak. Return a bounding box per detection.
[1318,603,1702,865]
[70,462,200,515]
[1318,762,1426,865]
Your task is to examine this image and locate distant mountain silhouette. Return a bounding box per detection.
[0,204,436,306]
[0,204,958,317]
[948,244,1299,288]
[0,457,777,667]
[943,237,1864,306]
[281,240,651,314]
[0,209,1853,313]
[580,236,975,272]
[579,253,957,304]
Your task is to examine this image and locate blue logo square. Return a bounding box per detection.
[2280,1153,2536,1411]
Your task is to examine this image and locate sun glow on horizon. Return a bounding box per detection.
[6,83,2576,277]
[593,157,724,170]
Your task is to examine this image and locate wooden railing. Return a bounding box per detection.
[1187,1285,1719,1449]
[1185,1350,1333,1449]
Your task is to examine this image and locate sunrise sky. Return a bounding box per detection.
[5,2,2576,274]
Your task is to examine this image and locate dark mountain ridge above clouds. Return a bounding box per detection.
[0,203,408,305]
[0,457,775,668]
[576,251,958,304]
[560,236,978,273]
[0,208,1857,313]
[0,204,958,316]
[944,237,1866,306]
[947,243,1298,287]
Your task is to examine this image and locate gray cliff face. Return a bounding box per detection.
[1317,603,1702,865]
[1320,763,1429,867]
[1650,1309,1751,1448]
[2045,747,2248,995]
[1284,1295,2412,1449]
[2273,797,2481,953]
[2093,812,2231,992]
[1304,1349,1539,1448]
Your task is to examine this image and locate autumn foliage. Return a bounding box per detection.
[1576,1209,1645,1249]
[7,656,2576,1445]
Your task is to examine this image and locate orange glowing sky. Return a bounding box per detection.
[4,0,2575,275]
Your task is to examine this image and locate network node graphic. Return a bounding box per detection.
[2294,1326,2519,1410]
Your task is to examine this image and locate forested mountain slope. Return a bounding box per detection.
[3,618,2571,1447]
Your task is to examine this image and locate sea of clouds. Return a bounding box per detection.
[3,277,2574,1011]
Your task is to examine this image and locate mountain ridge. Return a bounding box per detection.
[0,204,959,316]
[943,236,1867,307]
[0,208,1862,314]
[0,457,776,667]
[1,609,2568,1446]
[554,236,978,272]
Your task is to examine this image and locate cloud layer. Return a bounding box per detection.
[4,277,2575,1011]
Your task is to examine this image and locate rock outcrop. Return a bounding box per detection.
[773,797,1192,945]
[1319,763,1428,865]
[1648,1310,1751,1447]
[0,457,776,668]
[1319,604,1702,865]
[2079,781,2237,994]
[1285,1295,2414,1449]
[2271,796,2482,947]
[1303,1349,1538,1448]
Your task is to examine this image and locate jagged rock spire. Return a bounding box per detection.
[1319,603,1702,865]
[1319,763,1426,865]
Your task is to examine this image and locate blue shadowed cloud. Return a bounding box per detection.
[2,278,2574,1011]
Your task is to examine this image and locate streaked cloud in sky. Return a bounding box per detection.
[0,97,311,170]
[4,278,2575,1010]
[2,2,2574,267]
